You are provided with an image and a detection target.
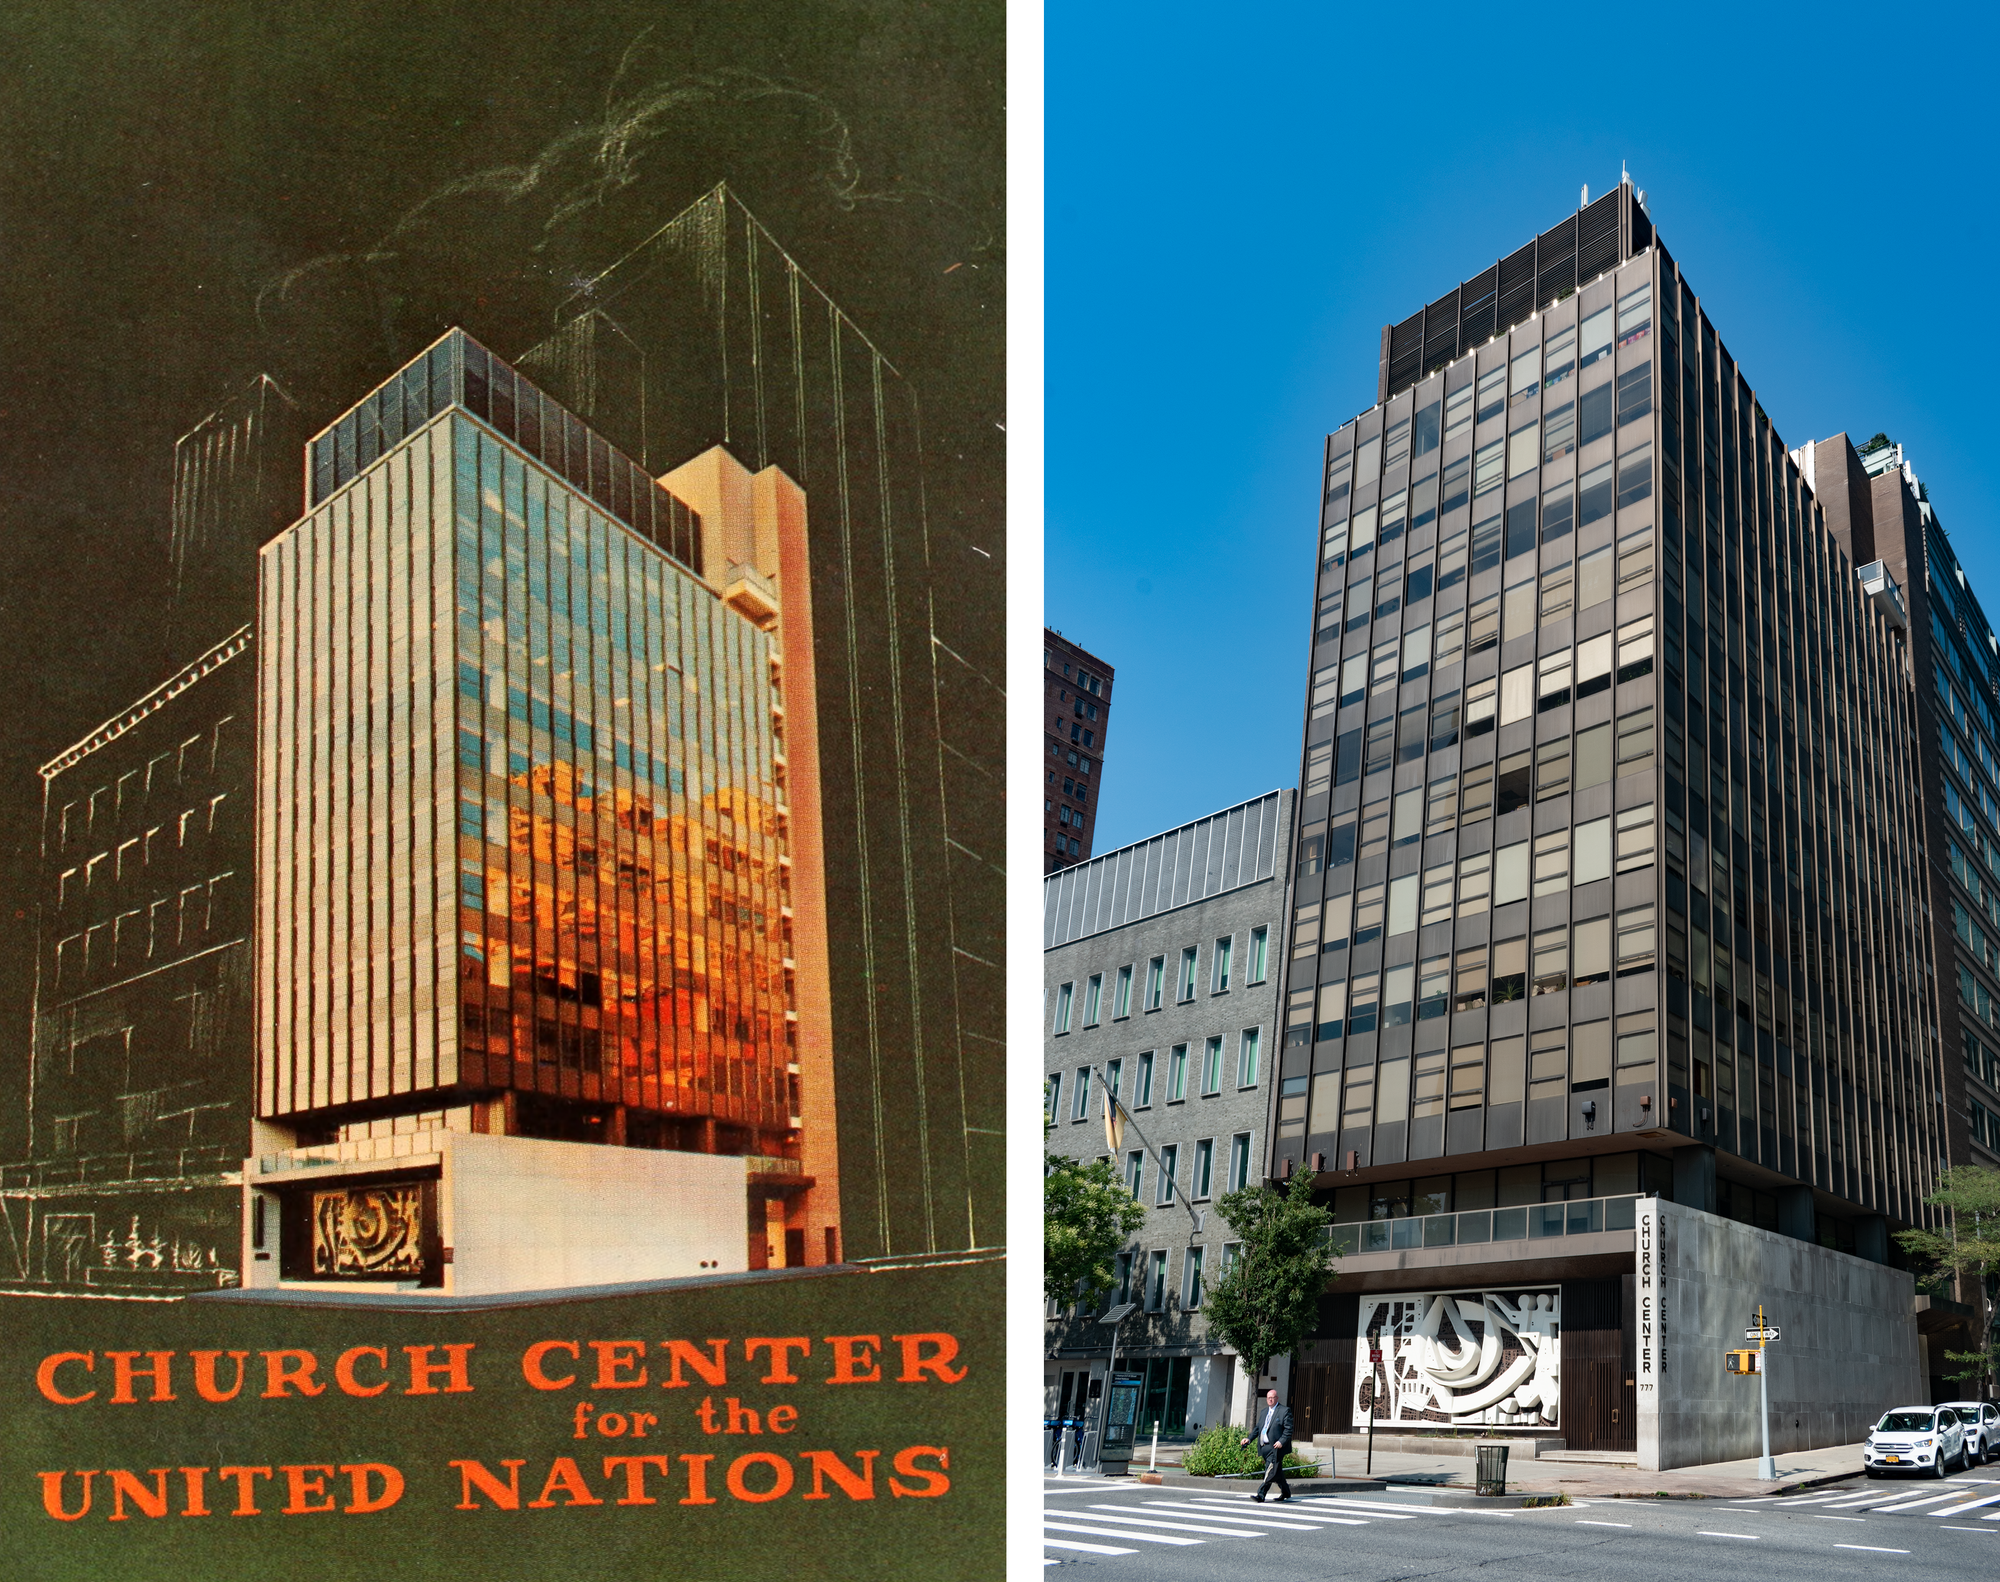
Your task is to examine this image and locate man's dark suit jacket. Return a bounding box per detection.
[1253,1403,1294,1453]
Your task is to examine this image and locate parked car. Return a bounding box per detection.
[1864,1406,1970,1477]
[1939,1401,2000,1465]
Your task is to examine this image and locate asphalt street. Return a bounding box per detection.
[1041,1466,2000,1576]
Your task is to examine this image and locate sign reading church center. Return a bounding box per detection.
[1,1256,998,1582]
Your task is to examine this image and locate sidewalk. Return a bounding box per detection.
[1051,1441,1870,1500]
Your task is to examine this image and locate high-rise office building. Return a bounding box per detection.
[1270,180,1941,1465]
[244,327,828,1294]
[516,186,1003,1259]
[1799,433,2000,1172]
[1045,629,1114,872]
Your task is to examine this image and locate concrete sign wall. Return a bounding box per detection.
[1640,1197,1919,1470]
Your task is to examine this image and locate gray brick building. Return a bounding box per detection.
[1043,788,1293,1442]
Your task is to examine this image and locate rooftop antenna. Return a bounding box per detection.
[1580,183,1589,207]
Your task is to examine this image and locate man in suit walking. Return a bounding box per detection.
[1240,1388,1294,1502]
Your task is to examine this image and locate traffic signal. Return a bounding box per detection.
[1725,1349,1762,1375]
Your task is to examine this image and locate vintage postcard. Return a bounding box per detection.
[0,6,1003,1577]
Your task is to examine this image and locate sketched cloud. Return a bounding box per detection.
[251,55,956,389]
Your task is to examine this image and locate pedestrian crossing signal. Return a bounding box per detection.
[1725,1349,1762,1375]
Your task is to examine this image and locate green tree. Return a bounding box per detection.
[1896,1166,2000,1392]
[1044,1144,1145,1307]
[1202,1169,1336,1380]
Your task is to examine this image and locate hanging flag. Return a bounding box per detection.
[1104,1093,1124,1153]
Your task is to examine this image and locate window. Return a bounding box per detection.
[1473,438,1505,496]
[1125,1151,1144,1199]
[1202,1036,1224,1095]
[1492,936,1527,1002]
[1617,444,1652,510]
[1579,305,1612,369]
[1529,1030,1568,1102]
[1509,344,1540,405]
[1445,382,1473,442]
[1476,365,1506,424]
[1411,1050,1446,1120]
[1532,926,1568,995]
[1045,1073,1062,1124]
[1115,964,1133,1018]
[1167,1044,1189,1101]
[1341,1067,1375,1134]
[1542,400,1575,465]
[1617,706,1655,777]
[1617,615,1655,681]
[1460,760,1495,823]
[1248,927,1268,984]
[1571,1021,1611,1094]
[1178,947,1198,1002]
[1539,559,1573,627]
[1158,1145,1179,1205]
[1617,905,1657,976]
[1616,362,1651,428]
[1617,282,1652,346]
[1618,528,1653,595]
[1212,936,1233,992]
[1452,947,1488,1012]
[1147,1249,1169,1310]
[1054,982,1074,1034]
[1616,805,1656,872]
[1538,649,1573,711]
[1182,1245,1206,1310]
[1383,415,1411,469]
[1136,1051,1155,1107]
[1083,973,1103,1026]
[1574,816,1613,885]
[1146,956,1165,1010]
[1573,915,1611,987]
[1072,1067,1092,1122]
[1616,1014,1656,1073]
[1424,773,1458,837]
[1465,675,1497,737]
[1192,1138,1215,1201]
[1106,1057,1123,1107]
[1420,855,1453,926]
[1228,1133,1253,1192]
[1536,737,1571,801]
[1578,458,1614,528]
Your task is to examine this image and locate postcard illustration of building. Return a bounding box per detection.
[0,11,1002,1577]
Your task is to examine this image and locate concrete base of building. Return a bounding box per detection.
[1293,1195,1921,1473]
[240,1131,749,1296]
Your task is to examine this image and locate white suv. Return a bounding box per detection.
[1865,1406,1970,1477]
[1940,1401,2000,1465]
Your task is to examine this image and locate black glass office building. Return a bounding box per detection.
[1273,181,1944,1248]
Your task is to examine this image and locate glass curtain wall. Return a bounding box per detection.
[1281,241,1943,1231]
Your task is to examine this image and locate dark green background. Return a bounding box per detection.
[2,1255,1001,1580]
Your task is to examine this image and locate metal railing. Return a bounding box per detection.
[1330,1191,1640,1256]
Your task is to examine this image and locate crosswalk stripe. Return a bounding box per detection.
[1120,1502,1359,1529]
[1174,1495,1422,1522]
[1928,1490,2000,1515]
[1869,1488,1972,1512]
[1071,1510,1269,1537]
[1042,1538,1135,1556]
[1157,1500,1369,1526]
[1168,1494,1416,1516]
[1044,1520,1204,1546]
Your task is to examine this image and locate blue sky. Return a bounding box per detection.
[1047,2,2000,855]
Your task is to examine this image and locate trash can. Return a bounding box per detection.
[1475,1441,1510,1496]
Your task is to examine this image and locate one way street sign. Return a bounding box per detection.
[1745,1325,1780,1343]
